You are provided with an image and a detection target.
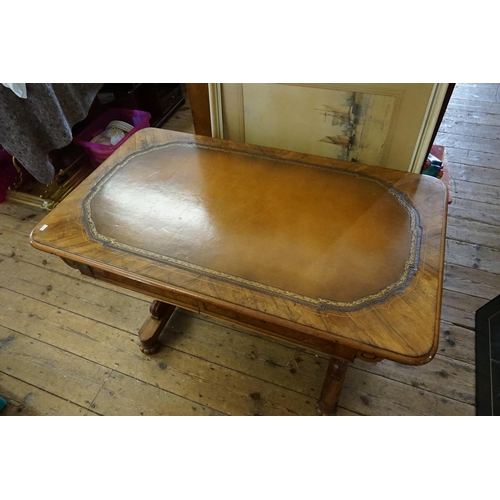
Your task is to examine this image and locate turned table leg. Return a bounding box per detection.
[317,357,349,415]
[317,345,357,415]
[139,300,176,355]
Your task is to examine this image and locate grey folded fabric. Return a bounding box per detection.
[0,83,102,184]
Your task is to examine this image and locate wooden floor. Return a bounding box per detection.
[1,83,499,416]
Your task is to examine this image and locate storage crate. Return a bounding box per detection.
[73,108,151,166]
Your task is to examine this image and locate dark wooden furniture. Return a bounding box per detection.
[30,129,448,415]
[94,84,185,128]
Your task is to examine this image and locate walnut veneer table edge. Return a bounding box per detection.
[29,129,448,415]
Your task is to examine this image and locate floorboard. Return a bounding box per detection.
[448,162,500,186]
[461,149,500,169]
[444,263,500,300]
[447,196,500,226]
[1,83,499,416]
[446,217,500,249]
[0,370,99,416]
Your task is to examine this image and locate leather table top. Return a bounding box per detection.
[31,129,448,364]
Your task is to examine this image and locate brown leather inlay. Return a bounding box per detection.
[84,142,421,310]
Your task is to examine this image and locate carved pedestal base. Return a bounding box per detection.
[139,300,176,354]
[137,302,374,416]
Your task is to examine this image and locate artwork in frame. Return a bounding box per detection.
[217,83,450,173]
[242,83,396,166]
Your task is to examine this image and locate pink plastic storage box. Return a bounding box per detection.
[73,108,151,166]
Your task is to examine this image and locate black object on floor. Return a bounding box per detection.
[475,294,500,415]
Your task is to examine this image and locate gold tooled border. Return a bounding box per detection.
[83,142,422,311]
